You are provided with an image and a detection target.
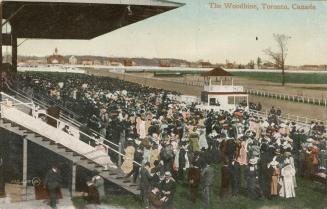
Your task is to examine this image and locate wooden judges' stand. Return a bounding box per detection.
[197,67,249,112]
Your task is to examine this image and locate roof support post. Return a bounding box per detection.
[22,137,28,200]
[0,140,5,197]
[71,163,76,197]
[0,2,3,65]
[12,28,17,73]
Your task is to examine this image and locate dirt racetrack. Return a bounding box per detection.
[87,69,327,122]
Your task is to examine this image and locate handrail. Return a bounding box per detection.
[0,91,140,167]
[0,92,118,148]
[0,92,62,123]
[6,85,86,134]
[8,84,84,126]
[14,85,115,140]
[35,93,81,118]
[7,85,113,147]
[16,86,81,119]
[8,81,80,120]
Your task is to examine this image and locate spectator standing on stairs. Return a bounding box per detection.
[47,101,60,128]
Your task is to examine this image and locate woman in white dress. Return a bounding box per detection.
[279,159,296,198]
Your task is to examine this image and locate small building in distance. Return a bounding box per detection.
[300,65,320,71]
[82,59,93,65]
[69,56,78,65]
[224,62,237,69]
[93,60,102,65]
[47,48,66,64]
[159,59,170,67]
[109,59,123,66]
[124,59,136,66]
[200,61,213,68]
[319,65,327,71]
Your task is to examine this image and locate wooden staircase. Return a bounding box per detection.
[0,93,140,195]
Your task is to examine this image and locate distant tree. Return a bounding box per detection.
[238,64,243,69]
[248,60,255,69]
[257,57,262,69]
[263,34,291,86]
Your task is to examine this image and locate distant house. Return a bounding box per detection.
[47,55,65,64]
[82,59,93,65]
[180,63,189,68]
[286,65,299,71]
[200,61,213,68]
[47,48,66,64]
[319,65,327,71]
[159,60,170,67]
[124,59,136,66]
[189,63,201,68]
[69,56,78,65]
[109,61,123,66]
[300,65,320,71]
[26,59,47,65]
[93,60,102,65]
[103,60,111,66]
[225,62,236,69]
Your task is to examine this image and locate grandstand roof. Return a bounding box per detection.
[2,0,183,39]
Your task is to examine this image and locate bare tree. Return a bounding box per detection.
[264,34,291,86]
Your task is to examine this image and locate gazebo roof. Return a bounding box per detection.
[2,0,184,39]
[201,67,232,77]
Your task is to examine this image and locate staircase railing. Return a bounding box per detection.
[7,84,105,139]
[0,91,140,167]
[17,87,111,139]
[13,85,82,121]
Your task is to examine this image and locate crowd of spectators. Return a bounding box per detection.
[9,72,327,209]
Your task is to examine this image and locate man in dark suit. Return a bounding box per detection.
[44,165,62,209]
[140,162,152,208]
[84,180,100,206]
[229,159,241,196]
[160,171,176,209]
[220,160,231,199]
[0,154,4,197]
[47,103,60,128]
[187,163,201,203]
[200,162,214,208]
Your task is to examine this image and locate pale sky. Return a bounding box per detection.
[10,0,327,65]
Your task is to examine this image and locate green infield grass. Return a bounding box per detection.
[231,72,327,84]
